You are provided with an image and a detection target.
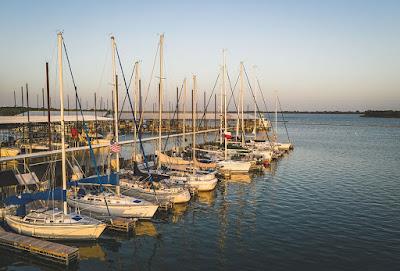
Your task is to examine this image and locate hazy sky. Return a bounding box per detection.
[0,0,399,111]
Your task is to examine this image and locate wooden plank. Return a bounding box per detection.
[0,230,79,265]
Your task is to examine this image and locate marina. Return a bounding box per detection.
[0,31,296,267]
[0,1,399,270]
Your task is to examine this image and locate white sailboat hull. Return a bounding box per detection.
[120,180,191,204]
[5,215,106,240]
[168,173,218,192]
[67,198,158,219]
[277,143,293,151]
[187,177,218,191]
[252,150,273,162]
[217,160,252,173]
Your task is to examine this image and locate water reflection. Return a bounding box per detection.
[135,221,158,237]
[197,190,216,206]
[79,242,106,261]
[225,173,252,183]
[170,203,188,223]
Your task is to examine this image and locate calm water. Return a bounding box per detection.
[2,114,399,271]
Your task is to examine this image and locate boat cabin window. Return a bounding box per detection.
[72,215,82,221]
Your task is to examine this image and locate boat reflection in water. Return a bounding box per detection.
[79,243,106,261]
[170,203,189,223]
[197,190,217,206]
[265,160,278,176]
[225,173,252,183]
[135,221,158,237]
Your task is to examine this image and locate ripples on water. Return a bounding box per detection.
[2,114,400,271]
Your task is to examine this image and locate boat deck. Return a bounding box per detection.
[0,228,79,265]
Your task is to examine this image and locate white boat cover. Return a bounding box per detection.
[15,172,39,185]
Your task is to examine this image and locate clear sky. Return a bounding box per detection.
[0,0,399,111]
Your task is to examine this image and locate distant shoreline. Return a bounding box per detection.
[360,110,400,118]
[0,106,398,117]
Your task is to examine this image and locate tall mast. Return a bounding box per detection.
[203,90,207,143]
[21,86,24,116]
[133,61,139,161]
[176,87,179,135]
[75,86,78,134]
[26,83,32,154]
[182,78,186,148]
[240,62,245,147]
[223,50,227,160]
[192,75,197,174]
[42,88,45,115]
[235,66,240,140]
[139,68,143,127]
[158,34,164,168]
[111,36,119,172]
[219,64,223,145]
[94,92,97,139]
[46,62,51,150]
[275,92,278,140]
[57,32,67,215]
[214,94,217,130]
[253,65,257,137]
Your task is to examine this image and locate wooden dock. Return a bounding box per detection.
[107,217,137,232]
[0,230,79,265]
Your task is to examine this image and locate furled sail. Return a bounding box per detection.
[157,152,190,166]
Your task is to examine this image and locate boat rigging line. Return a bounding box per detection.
[243,64,274,147]
[62,35,112,217]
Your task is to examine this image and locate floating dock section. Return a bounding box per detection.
[0,229,79,265]
[107,217,137,232]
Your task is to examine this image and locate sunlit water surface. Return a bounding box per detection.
[1,114,399,270]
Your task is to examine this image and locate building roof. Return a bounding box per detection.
[0,115,112,125]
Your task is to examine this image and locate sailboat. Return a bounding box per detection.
[162,74,218,192]
[67,190,158,218]
[5,32,106,240]
[216,52,251,173]
[248,93,293,155]
[67,35,158,219]
[118,61,191,204]
[146,35,217,192]
[119,166,191,204]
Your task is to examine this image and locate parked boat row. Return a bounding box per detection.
[1,32,293,242]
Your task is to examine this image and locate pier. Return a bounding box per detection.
[0,228,79,265]
[107,217,137,232]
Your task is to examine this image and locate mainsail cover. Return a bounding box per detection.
[193,158,217,170]
[157,152,190,166]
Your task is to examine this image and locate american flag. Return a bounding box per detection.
[110,141,121,153]
[224,131,232,139]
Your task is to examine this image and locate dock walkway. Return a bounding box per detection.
[0,229,79,265]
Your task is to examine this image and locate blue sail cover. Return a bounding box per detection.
[4,188,66,206]
[67,173,119,186]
